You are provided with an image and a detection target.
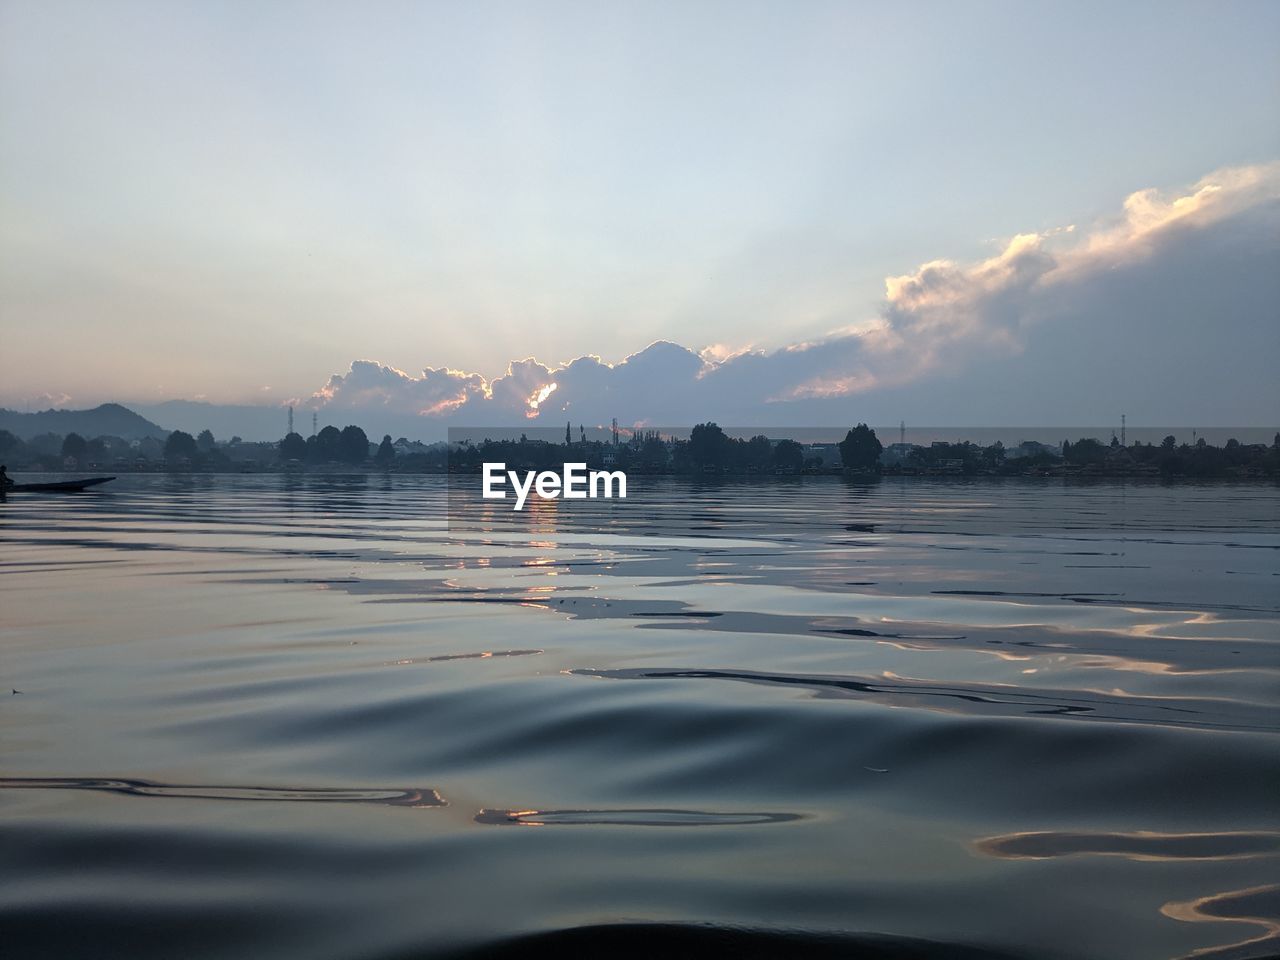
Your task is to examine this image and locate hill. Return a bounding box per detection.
[0,403,169,441]
[132,400,291,443]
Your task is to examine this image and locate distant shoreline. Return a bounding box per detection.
[8,468,1278,485]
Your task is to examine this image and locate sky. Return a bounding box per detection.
[1,0,1278,429]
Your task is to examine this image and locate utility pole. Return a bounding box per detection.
[312,412,318,437]
[900,420,905,445]
[612,418,618,447]
[288,406,294,435]
[1120,414,1126,447]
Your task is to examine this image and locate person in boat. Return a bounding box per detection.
[0,465,11,490]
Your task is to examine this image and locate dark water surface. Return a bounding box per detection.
[2,475,1277,959]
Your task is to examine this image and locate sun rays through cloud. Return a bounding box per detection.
[296,163,1279,429]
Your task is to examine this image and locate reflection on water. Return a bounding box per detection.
[1,475,1277,960]
[1161,885,1280,959]
[474,808,802,826]
[0,776,444,806]
[977,831,1280,861]
[569,665,1277,730]
[389,649,544,665]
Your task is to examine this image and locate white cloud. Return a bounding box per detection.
[308,360,487,416]
[29,392,74,409]
[305,163,1280,427]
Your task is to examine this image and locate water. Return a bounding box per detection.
[2,474,1277,960]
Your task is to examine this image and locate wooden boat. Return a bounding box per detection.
[4,476,116,493]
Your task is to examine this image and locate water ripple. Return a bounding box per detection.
[474,808,802,826]
[977,830,1280,861]
[0,776,445,807]
[571,667,1276,731]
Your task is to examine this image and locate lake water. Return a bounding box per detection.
[2,475,1278,959]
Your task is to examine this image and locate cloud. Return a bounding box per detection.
[305,163,1280,429]
[1077,163,1280,263]
[307,360,487,417]
[26,392,74,409]
[698,342,755,363]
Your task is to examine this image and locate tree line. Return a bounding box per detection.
[447,423,883,474]
[3,421,1277,479]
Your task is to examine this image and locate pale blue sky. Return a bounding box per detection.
[1,0,1277,408]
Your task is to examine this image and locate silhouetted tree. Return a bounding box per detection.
[61,432,87,463]
[983,439,1006,469]
[28,433,62,457]
[640,435,668,469]
[745,435,773,471]
[278,432,307,461]
[308,425,342,462]
[339,425,369,464]
[1161,435,1177,450]
[1065,437,1107,465]
[375,434,395,467]
[164,430,197,461]
[772,439,804,472]
[839,424,882,472]
[197,429,216,452]
[0,430,25,459]
[689,422,730,468]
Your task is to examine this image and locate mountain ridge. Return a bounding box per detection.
[0,403,169,441]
